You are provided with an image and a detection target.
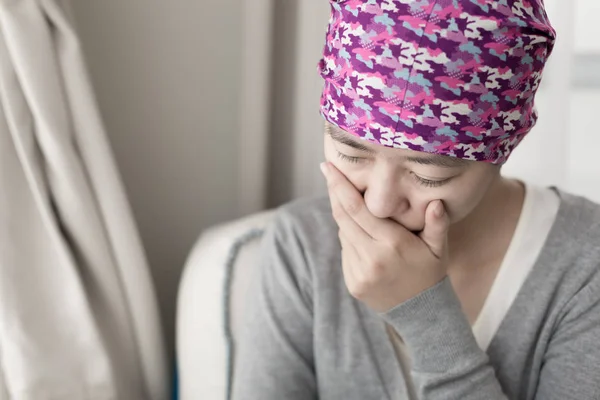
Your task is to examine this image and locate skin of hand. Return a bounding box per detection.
[321,161,451,313]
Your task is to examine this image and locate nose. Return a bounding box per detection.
[363,168,410,220]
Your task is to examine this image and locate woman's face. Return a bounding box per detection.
[323,123,501,232]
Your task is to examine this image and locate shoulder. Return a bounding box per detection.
[263,195,341,283]
[269,195,337,242]
[556,188,600,226]
[537,188,600,304]
[553,188,600,254]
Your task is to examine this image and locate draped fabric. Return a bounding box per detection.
[0,0,168,398]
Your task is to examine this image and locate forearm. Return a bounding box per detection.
[380,277,509,400]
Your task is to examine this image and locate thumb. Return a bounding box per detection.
[419,200,450,259]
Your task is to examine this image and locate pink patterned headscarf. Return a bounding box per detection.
[318,0,556,164]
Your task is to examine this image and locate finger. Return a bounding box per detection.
[339,230,361,294]
[321,162,397,240]
[328,186,373,243]
[338,229,361,258]
[419,200,450,259]
[338,229,356,254]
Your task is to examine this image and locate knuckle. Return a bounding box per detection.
[365,257,386,277]
[381,232,407,252]
[345,199,362,216]
[385,239,402,253]
[331,205,345,221]
[347,280,368,299]
[326,177,339,190]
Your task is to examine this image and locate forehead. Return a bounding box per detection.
[325,122,473,169]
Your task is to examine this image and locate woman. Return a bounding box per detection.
[232,0,600,399]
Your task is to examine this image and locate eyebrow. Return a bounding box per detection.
[404,154,470,168]
[326,124,470,168]
[327,125,374,153]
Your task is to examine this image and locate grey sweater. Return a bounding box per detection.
[231,189,600,400]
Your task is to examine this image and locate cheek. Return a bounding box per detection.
[402,189,453,230]
[323,140,344,175]
[443,177,493,223]
[441,193,476,224]
[323,138,337,163]
[323,138,369,190]
[404,188,433,213]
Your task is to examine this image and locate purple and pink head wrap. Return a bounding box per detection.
[318,0,556,164]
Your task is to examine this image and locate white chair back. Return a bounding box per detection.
[176,211,275,399]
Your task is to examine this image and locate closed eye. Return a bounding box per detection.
[412,173,451,188]
[336,151,363,164]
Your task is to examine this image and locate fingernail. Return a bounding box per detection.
[320,162,328,177]
[434,200,444,218]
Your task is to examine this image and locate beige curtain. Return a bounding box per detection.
[0,0,168,398]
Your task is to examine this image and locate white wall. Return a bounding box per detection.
[70,1,244,357]
[566,91,600,200]
[574,0,600,52]
[571,0,600,202]
[503,91,600,202]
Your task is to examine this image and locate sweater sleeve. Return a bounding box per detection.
[534,279,600,400]
[230,211,317,400]
[380,277,509,400]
